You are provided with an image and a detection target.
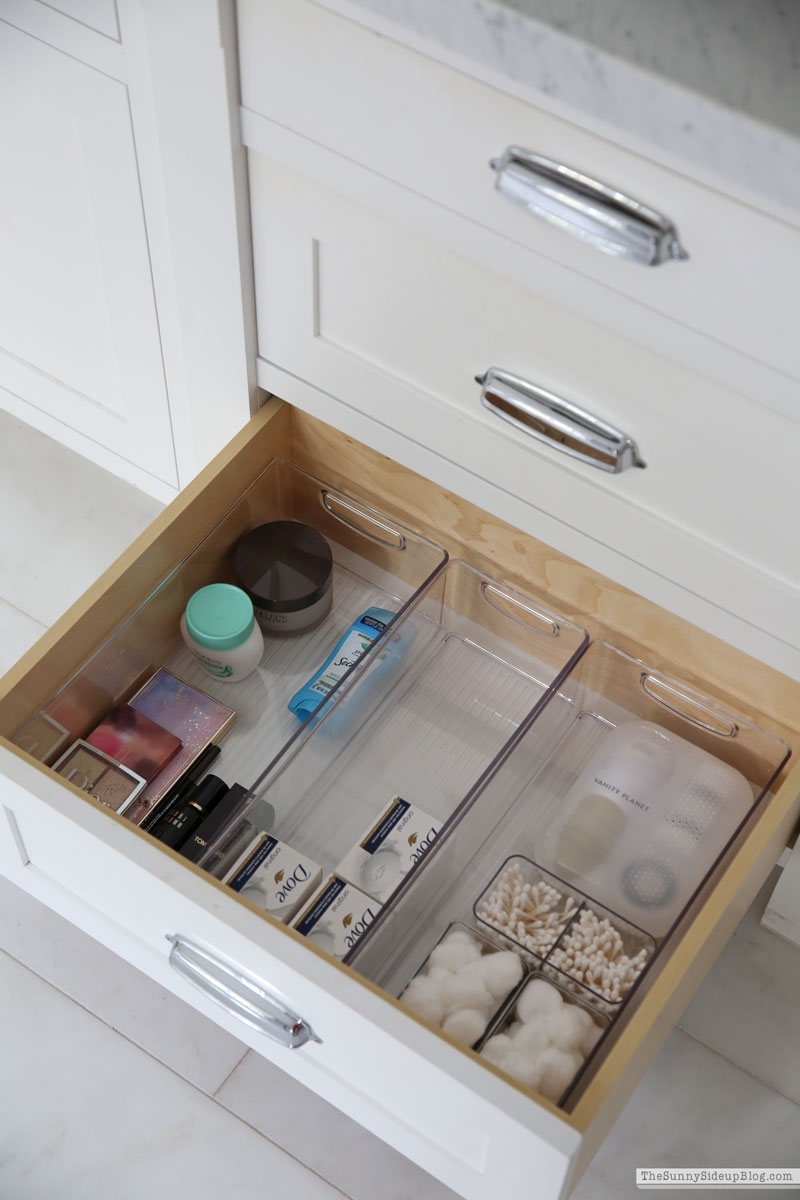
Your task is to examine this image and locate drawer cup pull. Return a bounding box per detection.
[321,489,406,550]
[490,146,688,267]
[477,367,645,474]
[167,934,321,1048]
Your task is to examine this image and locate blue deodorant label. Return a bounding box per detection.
[287,607,394,722]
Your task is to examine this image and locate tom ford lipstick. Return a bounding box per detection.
[180,783,250,864]
[150,774,228,850]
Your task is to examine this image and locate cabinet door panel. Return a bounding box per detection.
[0,22,176,485]
[42,0,120,41]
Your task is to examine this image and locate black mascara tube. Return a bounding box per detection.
[141,743,222,833]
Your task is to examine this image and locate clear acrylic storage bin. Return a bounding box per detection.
[13,459,448,825]
[201,561,589,898]
[477,971,610,1107]
[398,920,530,1049]
[349,641,789,1022]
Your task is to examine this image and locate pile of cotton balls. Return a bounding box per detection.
[480,977,603,1102]
[400,927,524,1046]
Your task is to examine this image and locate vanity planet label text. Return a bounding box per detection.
[594,776,650,812]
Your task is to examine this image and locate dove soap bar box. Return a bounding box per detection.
[336,797,441,903]
[292,875,382,959]
[224,833,322,923]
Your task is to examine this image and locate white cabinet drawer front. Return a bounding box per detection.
[250,160,800,668]
[0,23,176,485]
[0,749,580,1200]
[238,0,800,408]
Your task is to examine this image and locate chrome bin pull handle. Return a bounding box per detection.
[477,367,645,474]
[490,147,688,267]
[167,934,321,1049]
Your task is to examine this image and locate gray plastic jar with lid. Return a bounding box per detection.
[234,520,334,635]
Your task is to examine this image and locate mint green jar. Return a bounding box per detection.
[180,583,264,683]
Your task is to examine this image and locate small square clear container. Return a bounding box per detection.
[476,970,610,1107]
[398,920,531,1049]
[543,898,655,1015]
[474,856,584,961]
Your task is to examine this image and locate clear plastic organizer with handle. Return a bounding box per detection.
[348,640,790,1100]
[12,459,449,810]
[199,560,590,903]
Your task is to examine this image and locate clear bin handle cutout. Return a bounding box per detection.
[481,581,560,638]
[640,673,739,738]
[321,490,407,550]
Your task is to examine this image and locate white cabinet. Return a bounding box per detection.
[0,0,257,499]
[247,158,800,682]
[239,0,800,681]
[2,3,800,1198]
[0,20,177,488]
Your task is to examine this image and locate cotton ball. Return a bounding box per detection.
[481,1034,513,1066]
[513,1022,550,1058]
[503,1052,543,1089]
[442,971,493,1018]
[426,965,452,982]
[507,1020,525,1041]
[442,1008,487,1045]
[568,1005,602,1050]
[542,1006,588,1054]
[538,1047,582,1102]
[476,950,524,1001]
[445,927,477,945]
[517,978,563,1023]
[428,939,482,973]
[401,976,445,1026]
[453,959,494,989]
[580,1020,604,1055]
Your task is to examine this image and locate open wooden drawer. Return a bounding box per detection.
[1,397,799,1200]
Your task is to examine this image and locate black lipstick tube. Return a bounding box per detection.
[150,774,228,850]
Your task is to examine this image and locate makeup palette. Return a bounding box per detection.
[86,703,181,782]
[123,670,236,825]
[52,741,146,812]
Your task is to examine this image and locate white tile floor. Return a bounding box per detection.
[1,410,799,1200]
